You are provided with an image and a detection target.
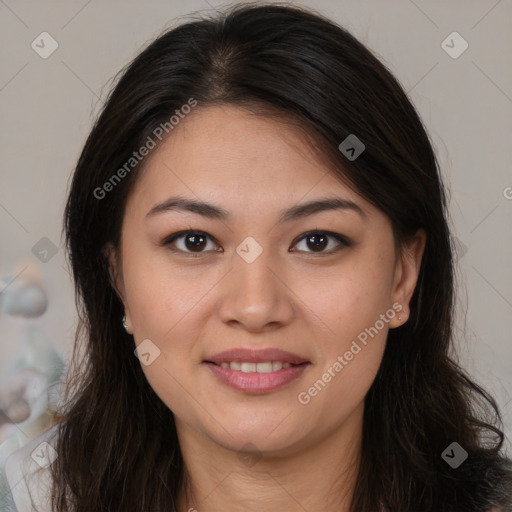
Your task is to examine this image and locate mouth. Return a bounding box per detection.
[202,348,311,393]
[204,360,309,373]
[202,357,311,393]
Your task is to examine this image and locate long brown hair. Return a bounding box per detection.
[53,3,512,510]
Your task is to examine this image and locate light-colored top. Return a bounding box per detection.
[1,423,59,512]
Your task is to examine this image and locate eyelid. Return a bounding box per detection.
[161,229,351,255]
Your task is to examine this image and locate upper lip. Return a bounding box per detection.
[204,348,310,365]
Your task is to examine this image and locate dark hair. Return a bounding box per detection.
[54,2,512,511]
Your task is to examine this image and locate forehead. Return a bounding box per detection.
[150,105,330,178]
[125,105,375,220]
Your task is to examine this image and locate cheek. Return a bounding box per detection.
[297,339,385,433]
[122,248,217,339]
[122,250,215,413]
[299,256,394,346]
[297,278,389,418]
[293,250,393,406]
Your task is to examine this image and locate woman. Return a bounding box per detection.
[3,3,511,511]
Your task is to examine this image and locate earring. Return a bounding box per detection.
[397,314,402,322]
[122,315,130,333]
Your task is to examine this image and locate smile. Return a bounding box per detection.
[203,361,310,393]
[216,361,295,372]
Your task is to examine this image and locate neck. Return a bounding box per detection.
[175,404,363,512]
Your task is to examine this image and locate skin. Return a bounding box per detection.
[106,105,426,512]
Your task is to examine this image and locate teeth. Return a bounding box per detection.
[217,361,296,372]
[241,362,257,373]
[255,362,273,373]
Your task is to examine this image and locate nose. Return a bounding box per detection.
[217,250,295,333]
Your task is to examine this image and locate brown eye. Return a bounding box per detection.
[292,231,350,254]
[163,231,220,255]
[162,229,350,257]
[182,233,208,251]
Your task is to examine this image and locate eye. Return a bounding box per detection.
[291,230,350,254]
[161,229,350,257]
[162,230,221,256]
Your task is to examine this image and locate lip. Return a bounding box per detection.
[204,361,310,393]
[204,348,309,365]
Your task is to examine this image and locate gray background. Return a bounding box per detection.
[1,0,511,447]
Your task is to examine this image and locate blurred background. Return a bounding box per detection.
[0,0,511,474]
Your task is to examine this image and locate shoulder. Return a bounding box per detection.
[3,423,60,512]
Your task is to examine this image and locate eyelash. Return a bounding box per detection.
[160,229,351,257]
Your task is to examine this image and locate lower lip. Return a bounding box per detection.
[203,362,310,393]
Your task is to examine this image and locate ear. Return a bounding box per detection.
[389,229,426,328]
[102,242,127,305]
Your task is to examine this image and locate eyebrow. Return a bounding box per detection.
[145,196,367,223]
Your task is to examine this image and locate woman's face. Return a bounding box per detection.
[109,104,425,455]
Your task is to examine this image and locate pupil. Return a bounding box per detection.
[308,233,327,251]
[186,233,207,251]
